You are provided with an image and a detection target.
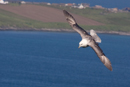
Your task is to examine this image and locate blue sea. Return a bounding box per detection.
[0,31,130,87]
[24,0,130,9]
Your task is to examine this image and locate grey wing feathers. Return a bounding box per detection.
[63,10,89,38]
[90,41,112,71]
[63,10,76,25]
[99,55,112,71]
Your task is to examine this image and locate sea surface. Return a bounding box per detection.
[24,0,130,9]
[0,31,130,87]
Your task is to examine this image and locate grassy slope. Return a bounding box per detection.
[0,8,71,29]
[0,4,130,32]
[41,4,130,32]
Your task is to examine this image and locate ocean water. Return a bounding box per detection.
[24,0,130,9]
[0,31,130,87]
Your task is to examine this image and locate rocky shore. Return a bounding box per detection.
[0,28,130,36]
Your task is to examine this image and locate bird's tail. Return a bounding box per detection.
[63,10,77,25]
[99,55,112,71]
[90,29,101,43]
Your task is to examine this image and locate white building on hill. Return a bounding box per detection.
[78,4,85,9]
[21,1,26,4]
[0,0,8,4]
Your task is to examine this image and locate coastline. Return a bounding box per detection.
[0,28,130,36]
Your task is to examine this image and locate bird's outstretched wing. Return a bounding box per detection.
[99,55,112,71]
[90,41,112,71]
[63,10,112,71]
[63,10,90,38]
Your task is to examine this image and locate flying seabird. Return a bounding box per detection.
[63,10,112,71]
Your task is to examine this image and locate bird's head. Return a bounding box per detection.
[78,39,88,48]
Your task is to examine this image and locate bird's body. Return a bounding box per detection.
[79,37,92,47]
[63,10,112,71]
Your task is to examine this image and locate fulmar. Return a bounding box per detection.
[63,10,112,71]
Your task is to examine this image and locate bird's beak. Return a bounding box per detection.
[78,46,80,48]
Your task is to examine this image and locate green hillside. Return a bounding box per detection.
[41,4,130,32]
[0,8,70,29]
[0,4,130,32]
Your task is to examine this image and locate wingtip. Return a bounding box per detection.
[105,61,113,71]
[63,10,66,13]
[106,62,113,71]
[63,10,69,16]
[105,64,112,71]
[100,55,113,71]
[63,9,66,12]
[63,10,77,25]
[109,67,113,71]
